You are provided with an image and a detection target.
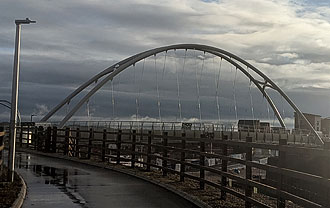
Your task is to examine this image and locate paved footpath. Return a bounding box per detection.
[15,151,198,208]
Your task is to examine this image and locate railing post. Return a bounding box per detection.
[0,126,4,173]
[52,127,57,153]
[37,126,44,151]
[146,131,152,171]
[75,128,80,158]
[19,123,23,148]
[277,139,287,208]
[221,135,228,200]
[116,129,122,164]
[45,127,51,153]
[180,132,186,182]
[200,134,205,190]
[245,136,252,208]
[0,126,5,171]
[64,127,70,155]
[321,142,330,206]
[102,129,106,162]
[33,127,38,150]
[131,130,136,168]
[27,125,30,148]
[162,131,168,176]
[88,128,93,159]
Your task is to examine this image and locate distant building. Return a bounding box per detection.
[294,112,321,132]
[260,122,271,133]
[238,120,271,132]
[238,120,260,132]
[271,127,287,134]
[321,118,330,137]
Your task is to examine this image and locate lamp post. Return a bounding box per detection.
[30,114,36,122]
[8,18,36,182]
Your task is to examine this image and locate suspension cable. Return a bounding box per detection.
[155,54,162,122]
[66,102,69,115]
[113,73,122,120]
[180,50,187,121]
[162,51,167,80]
[194,50,203,123]
[233,66,238,125]
[266,91,271,123]
[86,99,90,119]
[133,63,137,121]
[215,57,222,124]
[111,80,115,120]
[247,66,255,130]
[136,59,146,122]
[281,95,286,124]
[174,50,182,121]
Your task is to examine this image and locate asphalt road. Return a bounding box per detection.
[14,151,198,208]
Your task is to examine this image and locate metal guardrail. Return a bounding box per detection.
[16,125,330,208]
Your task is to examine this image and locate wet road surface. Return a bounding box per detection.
[14,152,198,208]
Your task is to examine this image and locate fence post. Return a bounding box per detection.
[277,139,287,208]
[245,136,252,208]
[116,130,122,164]
[37,126,44,151]
[0,126,4,174]
[64,127,70,155]
[322,142,330,206]
[19,123,23,148]
[45,127,51,153]
[88,128,93,159]
[162,131,168,176]
[27,125,30,148]
[102,129,107,162]
[75,128,80,158]
[52,126,57,153]
[33,127,38,150]
[131,130,136,168]
[146,131,152,171]
[180,132,186,182]
[200,134,205,190]
[221,135,228,200]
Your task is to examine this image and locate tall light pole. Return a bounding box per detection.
[9,18,36,182]
[30,114,36,122]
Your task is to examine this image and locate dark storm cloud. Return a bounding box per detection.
[1,0,330,124]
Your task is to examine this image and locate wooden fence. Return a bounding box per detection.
[15,125,330,208]
[0,126,4,176]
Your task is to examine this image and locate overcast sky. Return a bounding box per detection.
[1,0,330,125]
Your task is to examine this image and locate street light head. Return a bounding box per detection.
[15,18,36,25]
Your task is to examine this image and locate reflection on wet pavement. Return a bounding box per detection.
[14,152,198,208]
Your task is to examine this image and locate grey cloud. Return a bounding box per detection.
[1,0,330,123]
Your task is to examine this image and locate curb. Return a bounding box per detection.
[11,172,27,208]
[17,149,211,208]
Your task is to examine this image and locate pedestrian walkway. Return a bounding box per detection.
[15,152,197,208]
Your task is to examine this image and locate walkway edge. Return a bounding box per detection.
[11,172,27,208]
[17,149,211,208]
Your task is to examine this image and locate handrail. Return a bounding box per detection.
[16,125,330,208]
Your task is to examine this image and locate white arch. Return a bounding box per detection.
[40,44,322,144]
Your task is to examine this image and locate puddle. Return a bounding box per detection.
[15,152,89,207]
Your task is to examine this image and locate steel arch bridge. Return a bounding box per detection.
[40,44,322,143]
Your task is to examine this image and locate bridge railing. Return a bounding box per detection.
[16,125,329,208]
[0,126,4,177]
